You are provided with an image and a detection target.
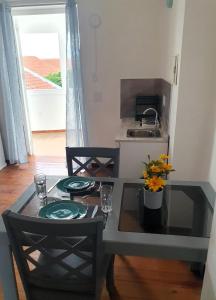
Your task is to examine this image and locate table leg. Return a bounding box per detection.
[0,237,19,300]
[190,198,206,279]
[190,262,205,278]
[106,254,116,295]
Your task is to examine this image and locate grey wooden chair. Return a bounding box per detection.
[3,210,114,300]
[66,147,120,178]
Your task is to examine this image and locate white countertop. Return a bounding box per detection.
[115,118,169,143]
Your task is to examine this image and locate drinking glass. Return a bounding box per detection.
[34,173,47,200]
[100,184,113,213]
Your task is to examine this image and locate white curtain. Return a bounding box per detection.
[0,2,28,164]
[66,0,88,147]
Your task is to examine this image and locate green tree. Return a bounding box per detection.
[45,72,62,87]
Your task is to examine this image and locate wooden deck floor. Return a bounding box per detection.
[0,156,203,300]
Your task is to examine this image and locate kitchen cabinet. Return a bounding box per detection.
[117,140,168,178]
[116,118,168,178]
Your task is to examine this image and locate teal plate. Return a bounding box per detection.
[74,202,88,219]
[57,177,96,195]
[39,200,88,220]
[63,178,90,191]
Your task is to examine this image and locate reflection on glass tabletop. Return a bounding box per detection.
[119,183,213,238]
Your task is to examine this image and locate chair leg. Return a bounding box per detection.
[106,254,116,296]
[190,262,205,278]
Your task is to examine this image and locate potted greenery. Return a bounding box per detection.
[143,154,175,209]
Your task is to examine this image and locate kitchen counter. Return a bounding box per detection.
[115,118,169,143]
[115,118,169,177]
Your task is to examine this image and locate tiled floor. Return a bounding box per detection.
[32,131,66,157]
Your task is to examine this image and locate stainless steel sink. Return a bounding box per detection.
[127,128,161,138]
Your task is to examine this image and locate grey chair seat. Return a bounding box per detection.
[31,250,111,293]
[29,252,112,300]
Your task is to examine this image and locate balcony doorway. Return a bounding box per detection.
[13,7,67,161]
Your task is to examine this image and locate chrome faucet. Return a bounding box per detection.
[142,108,159,128]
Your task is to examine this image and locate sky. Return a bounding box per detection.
[20,33,60,59]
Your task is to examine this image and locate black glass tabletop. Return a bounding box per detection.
[119,183,213,238]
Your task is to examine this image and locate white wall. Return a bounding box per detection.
[0,133,6,170]
[77,0,171,147]
[202,268,216,300]
[27,90,66,131]
[170,0,216,181]
[180,1,216,298]
[202,205,216,300]
[159,0,185,84]
[202,188,216,299]
[209,111,216,191]
[202,64,216,300]
[160,0,186,162]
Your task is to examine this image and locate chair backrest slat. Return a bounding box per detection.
[66,147,120,178]
[3,211,104,297]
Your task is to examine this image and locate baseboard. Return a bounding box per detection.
[32,130,66,134]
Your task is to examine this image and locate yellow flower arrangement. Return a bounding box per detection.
[143,154,175,192]
[150,165,161,173]
[160,154,169,160]
[162,163,173,171]
[143,171,148,179]
[145,176,166,192]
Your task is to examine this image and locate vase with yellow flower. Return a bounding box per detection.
[143,154,175,209]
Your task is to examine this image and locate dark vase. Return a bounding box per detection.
[139,187,167,231]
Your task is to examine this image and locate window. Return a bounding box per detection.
[20,33,62,90]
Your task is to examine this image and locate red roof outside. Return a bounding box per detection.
[22,56,61,90]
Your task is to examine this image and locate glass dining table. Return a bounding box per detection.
[0,176,215,300]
